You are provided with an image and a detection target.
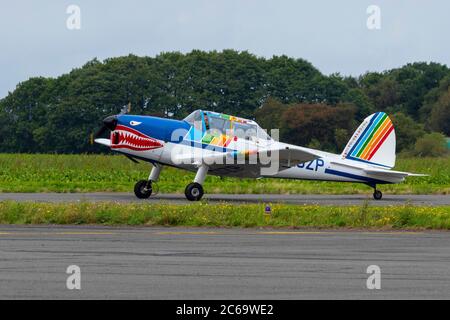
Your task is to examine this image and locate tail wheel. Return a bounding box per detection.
[185,182,204,201]
[134,180,152,199]
[373,190,382,200]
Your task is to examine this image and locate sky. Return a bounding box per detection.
[0,0,449,98]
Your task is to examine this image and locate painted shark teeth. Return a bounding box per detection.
[111,125,163,151]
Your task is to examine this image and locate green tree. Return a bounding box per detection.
[428,90,450,136]
[0,51,448,154]
[342,88,374,121]
[281,102,356,152]
[413,132,448,157]
[424,79,450,136]
[391,62,449,119]
[334,128,349,152]
[390,112,425,152]
[254,97,287,131]
[364,77,400,111]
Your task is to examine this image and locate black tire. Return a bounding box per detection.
[134,180,152,199]
[185,182,204,201]
[373,190,382,200]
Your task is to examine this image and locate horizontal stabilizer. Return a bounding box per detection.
[330,160,427,179]
[363,167,428,178]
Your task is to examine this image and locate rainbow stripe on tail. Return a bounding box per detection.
[342,112,396,168]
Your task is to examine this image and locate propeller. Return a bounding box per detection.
[91,103,130,144]
[94,115,118,139]
[94,124,108,139]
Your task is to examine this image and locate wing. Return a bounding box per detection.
[277,145,321,168]
[174,145,321,178]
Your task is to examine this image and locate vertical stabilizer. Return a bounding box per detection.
[341,112,396,169]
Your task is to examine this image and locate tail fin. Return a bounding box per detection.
[341,112,396,169]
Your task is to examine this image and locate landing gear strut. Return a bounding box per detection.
[134,164,162,199]
[185,165,208,201]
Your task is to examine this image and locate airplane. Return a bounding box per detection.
[94,109,425,201]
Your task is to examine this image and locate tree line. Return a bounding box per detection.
[0,50,448,155]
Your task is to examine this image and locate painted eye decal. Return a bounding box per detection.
[130,121,142,126]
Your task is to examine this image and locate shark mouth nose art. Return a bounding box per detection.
[111,125,163,151]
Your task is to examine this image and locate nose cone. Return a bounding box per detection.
[103,115,118,131]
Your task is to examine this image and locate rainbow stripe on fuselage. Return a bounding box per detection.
[348,112,394,162]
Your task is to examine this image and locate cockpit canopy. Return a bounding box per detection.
[183,110,270,141]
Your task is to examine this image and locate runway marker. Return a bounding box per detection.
[55,232,117,235]
[156,231,219,235]
[257,231,334,235]
[359,232,423,235]
[257,231,423,235]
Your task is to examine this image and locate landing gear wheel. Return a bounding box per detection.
[134,180,152,199]
[185,182,204,201]
[373,190,382,200]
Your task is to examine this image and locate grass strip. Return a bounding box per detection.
[0,201,449,230]
[0,154,448,194]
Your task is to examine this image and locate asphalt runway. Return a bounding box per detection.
[0,225,449,299]
[0,193,449,206]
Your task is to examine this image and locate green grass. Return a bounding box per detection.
[0,201,449,230]
[0,153,448,194]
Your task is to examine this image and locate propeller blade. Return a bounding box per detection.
[94,125,108,139]
[94,115,118,138]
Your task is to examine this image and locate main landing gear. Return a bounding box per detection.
[373,186,383,200]
[185,165,208,201]
[134,164,162,199]
[133,164,208,201]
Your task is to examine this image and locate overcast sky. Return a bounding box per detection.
[1,0,449,98]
